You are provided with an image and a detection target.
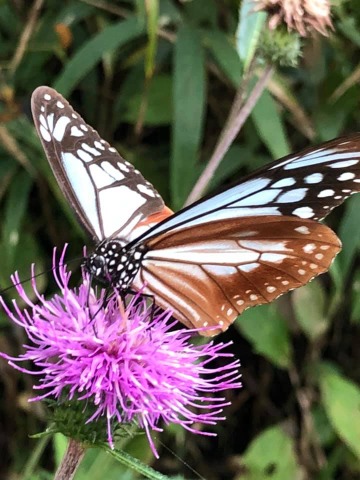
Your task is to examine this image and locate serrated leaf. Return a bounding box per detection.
[172,25,206,208]
[319,363,360,460]
[235,304,292,369]
[54,17,145,96]
[240,424,303,479]
[292,279,329,341]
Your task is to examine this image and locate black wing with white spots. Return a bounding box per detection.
[138,134,360,242]
[31,86,165,242]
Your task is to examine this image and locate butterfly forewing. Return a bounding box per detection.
[31,86,167,242]
[134,215,341,335]
[139,134,360,242]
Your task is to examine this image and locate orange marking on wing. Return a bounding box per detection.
[138,205,174,227]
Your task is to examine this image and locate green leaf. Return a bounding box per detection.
[54,17,145,96]
[0,233,46,303]
[240,424,303,479]
[235,304,292,369]
[351,269,360,324]
[53,434,68,467]
[208,144,253,190]
[204,30,242,87]
[55,2,94,25]
[172,25,206,208]
[337,194,360,281]
[292,280,329,341]
[122,74,172,126]
[237,0,266,72]
[314,102,350,141]
[251,88,290,159]
[319,363,360,460]
[144,0,159,79]
[2,170,33,266]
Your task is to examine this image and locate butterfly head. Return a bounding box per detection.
[84,240,147,291]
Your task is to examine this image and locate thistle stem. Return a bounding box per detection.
[185,64,274,206]
[54,438,86,480]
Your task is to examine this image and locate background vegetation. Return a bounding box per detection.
[0,0,360,478]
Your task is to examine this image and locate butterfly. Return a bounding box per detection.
[31,86,360,336]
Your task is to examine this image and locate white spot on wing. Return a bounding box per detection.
[39,125,51,142]
[118,162,130,172]
[277,188,307,203]
[52,116,71,141]
[292,206,314,218]
[70,126,84,137]
[330,159,358,168]
[94,141,105,150]
[271,178,296,188]
[303,243,316,253]
[295,226,310,234]
[82,143,101,156]
[77,149,93,162]
[338,172,355,181]
[318,189,335,198]
[137,184,156,197]
[304,173,323,184]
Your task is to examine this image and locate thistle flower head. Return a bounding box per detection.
[0,246,241,457]
[255,0,333,37]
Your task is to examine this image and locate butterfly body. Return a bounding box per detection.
[31,86,360,336]
[86,240,147,289]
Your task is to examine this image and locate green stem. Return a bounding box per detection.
[22,435,51,480]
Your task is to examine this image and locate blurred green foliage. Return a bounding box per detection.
[0,0,360,479]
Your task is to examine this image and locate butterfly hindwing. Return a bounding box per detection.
[31,86,167,242]
[135,216,341,334]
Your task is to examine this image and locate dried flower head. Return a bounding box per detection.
[0,246,241,457]
[255,0,333,37]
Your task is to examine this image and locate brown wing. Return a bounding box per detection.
[132,216,341,336]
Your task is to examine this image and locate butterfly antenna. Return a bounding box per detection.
[0,255,83,296]
[157,438,206,480]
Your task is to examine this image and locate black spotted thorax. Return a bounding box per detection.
[85,240,147,290]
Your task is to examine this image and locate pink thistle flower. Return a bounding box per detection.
[0,246,241,457]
